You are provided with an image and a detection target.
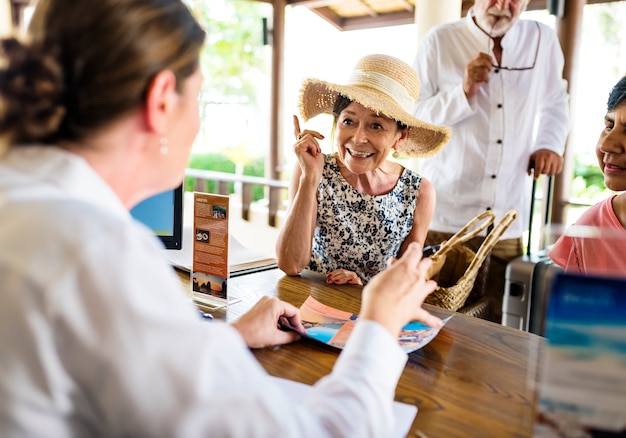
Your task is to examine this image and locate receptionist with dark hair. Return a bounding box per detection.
[0,0,441,436]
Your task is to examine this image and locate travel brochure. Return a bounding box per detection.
[191,192,240,309]
[534,273,626,437]
[299,296,452,353]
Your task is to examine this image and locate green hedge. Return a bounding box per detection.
[185,153,266,201]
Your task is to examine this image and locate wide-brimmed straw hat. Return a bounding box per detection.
[298,54,451,158]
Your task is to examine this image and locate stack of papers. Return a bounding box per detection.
[165,225,276,275]
[271,376,417,437]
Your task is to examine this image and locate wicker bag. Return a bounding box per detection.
[425,210,517,311]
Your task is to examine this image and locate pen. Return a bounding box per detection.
[278,316,295,332]
[198,309,214,320]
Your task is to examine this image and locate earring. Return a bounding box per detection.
[392,150,401,159]
[160,136,169,155]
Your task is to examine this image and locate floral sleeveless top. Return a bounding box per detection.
[308,154,422,284]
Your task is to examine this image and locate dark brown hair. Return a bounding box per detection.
[0,0,205,146]
[332,94,408,131]
[608,76,626,112]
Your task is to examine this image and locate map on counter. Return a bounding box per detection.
[299,296,452,353]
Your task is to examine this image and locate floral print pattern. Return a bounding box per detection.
[308,154,421,283]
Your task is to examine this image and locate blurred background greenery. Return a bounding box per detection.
[185,152,266,202]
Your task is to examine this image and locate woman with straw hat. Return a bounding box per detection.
[276,54,451,285]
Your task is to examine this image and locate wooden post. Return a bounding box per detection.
[415,0,462,41]
[551,0,586,229]
[1,0,13,36]
[266,1,286,227]
[269,0,285,182]
[241,183,253,221]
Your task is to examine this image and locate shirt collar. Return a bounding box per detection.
[465,7,493,45]
[1,145,129,220]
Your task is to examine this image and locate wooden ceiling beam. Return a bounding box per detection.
[398,0,414,12]
[357,0,378,18]
[293,0,616,31]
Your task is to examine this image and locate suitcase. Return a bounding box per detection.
[501,170,563,336]
[502,252,562,335]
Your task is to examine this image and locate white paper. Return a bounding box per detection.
[271,376,417,438]
[165,225,272,272]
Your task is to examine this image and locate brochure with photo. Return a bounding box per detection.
[299,296,452,353]
[191,192,240,309]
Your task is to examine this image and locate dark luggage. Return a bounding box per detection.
[502,254,562,335]
[501,170,563,335]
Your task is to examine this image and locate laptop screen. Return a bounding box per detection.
[130,184,183,250]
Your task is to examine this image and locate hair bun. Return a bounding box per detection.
[0,37,66,145]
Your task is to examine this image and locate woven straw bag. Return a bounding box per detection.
[425,210,517,311]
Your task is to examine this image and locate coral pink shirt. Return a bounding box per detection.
[549,195,626,277]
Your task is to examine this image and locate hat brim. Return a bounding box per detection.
[299,78,451,158]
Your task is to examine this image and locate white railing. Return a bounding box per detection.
[185,168,289,227]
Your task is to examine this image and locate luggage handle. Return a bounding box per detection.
[527,162,554,256]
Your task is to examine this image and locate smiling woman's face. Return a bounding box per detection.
[597,102,626,192]
[334,102,406,175]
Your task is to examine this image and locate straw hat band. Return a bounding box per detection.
[347,70,415,113]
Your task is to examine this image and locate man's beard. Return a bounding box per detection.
[479,7,515,37]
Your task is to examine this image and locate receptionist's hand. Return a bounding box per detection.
[360,242,442,339]
[232,296,306,349]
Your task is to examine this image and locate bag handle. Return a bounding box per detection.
[464,210,518,276]
[432,210,496,261]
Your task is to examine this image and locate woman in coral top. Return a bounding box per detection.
[549,76,626,277]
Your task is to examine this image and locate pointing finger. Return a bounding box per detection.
[293,115,302,139]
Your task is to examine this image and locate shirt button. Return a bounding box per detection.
[497,104,503,108]
[491,174,496,179]
[486,207,492,210]
[497,139,503,144]
[494,69,500,74]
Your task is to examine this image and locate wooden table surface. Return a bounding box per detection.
[177,268,544,438]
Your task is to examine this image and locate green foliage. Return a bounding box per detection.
[574,160,604,191]
[186,153,236,193]
[185,153,266,201]
[596,4,622,47]
[572,157,612,201]
[186,0,269,105]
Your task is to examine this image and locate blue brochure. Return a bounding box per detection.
[534,273,626,436]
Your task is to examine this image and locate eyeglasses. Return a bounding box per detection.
[488,21,541,72]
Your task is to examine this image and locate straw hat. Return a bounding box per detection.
[298,54,451,158]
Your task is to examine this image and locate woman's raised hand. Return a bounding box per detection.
[293,115,325,183]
